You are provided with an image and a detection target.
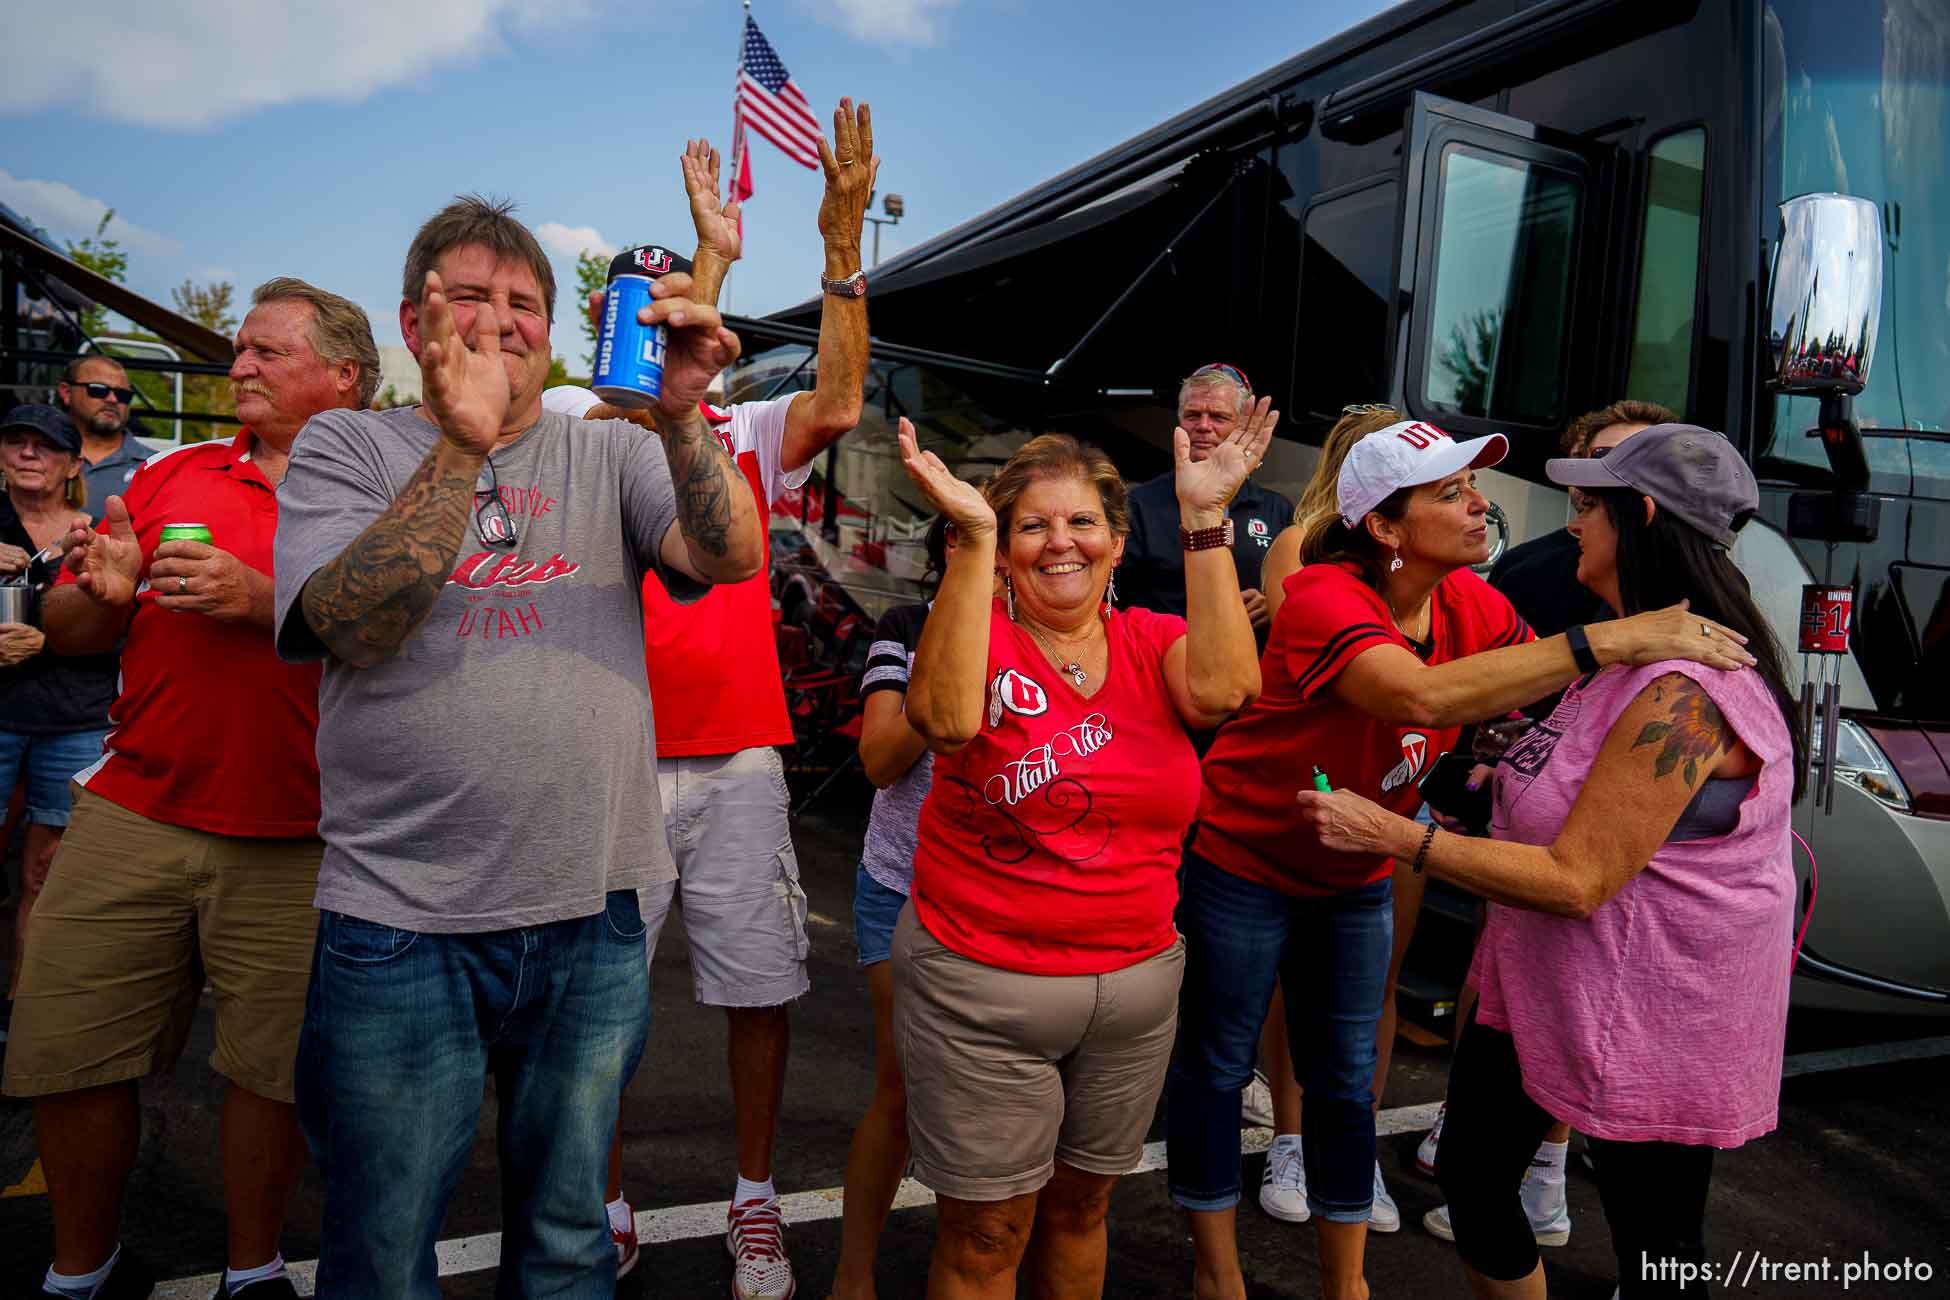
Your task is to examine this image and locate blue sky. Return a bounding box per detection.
[3,0,1394,370]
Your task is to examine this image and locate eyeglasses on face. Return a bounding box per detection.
[1190,362,1253,394]
[474,458,518,549]
[74,382,136,404]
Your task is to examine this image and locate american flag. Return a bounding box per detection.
[735,15,821,172]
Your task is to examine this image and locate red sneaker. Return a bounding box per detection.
[726,1196,795,1299]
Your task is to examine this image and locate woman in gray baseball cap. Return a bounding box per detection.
[1295,424,1804,1298]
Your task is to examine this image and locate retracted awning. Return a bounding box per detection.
[1,220,232,363]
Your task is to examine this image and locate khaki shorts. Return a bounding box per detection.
[891,903,1184,1202]
[640,746,811,1007]
[3,788,322,1103]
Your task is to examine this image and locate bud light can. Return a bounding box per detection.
[160,522,213,546]
[592,244,689,410]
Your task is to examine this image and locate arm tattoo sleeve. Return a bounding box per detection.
[660,406,739,559]
[300,443,476,667]
[1632,676,1731,788]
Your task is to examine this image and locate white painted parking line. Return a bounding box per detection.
[154,1102,1445,1297]
[151,1035,1950,1296]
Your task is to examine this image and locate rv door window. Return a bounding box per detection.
[1421,146,1581,426]
[1298,180,1398,418]
[1626,129,1706,414]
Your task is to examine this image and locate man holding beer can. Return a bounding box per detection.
[546,101,876,1298]
[6,278,378,1300]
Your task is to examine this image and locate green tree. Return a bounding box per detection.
[65,211,129,338]
[575,248,610,371]
[170,278,240,442]
[546,355,571,388]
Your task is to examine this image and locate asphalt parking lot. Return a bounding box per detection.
[3,802,1948,1298]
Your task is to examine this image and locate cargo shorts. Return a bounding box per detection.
[3,788,322,1103]
[639,745,811,1008]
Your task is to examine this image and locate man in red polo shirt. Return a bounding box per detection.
[4,277,377,1300]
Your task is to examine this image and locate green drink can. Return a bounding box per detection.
[159,522,213,546]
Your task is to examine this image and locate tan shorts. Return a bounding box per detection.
[2,788,322,1103]
[891,903,1184,1202]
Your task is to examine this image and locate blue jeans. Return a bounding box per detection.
[0,727,109,826]
[296,892,651,1299]
[852,862,908,966]
[1166,853,1393,1222]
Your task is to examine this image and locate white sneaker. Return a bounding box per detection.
[727,1196,796,1299]
[1422,1195,1570,1247]
[1520,1163,1571,1247]
[1258,1140,1310,1223]
[1368,1162,1401,1232]
[1415,1103,1446,1176]
[1240,1070,1275,1128]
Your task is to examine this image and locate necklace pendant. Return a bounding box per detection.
[1063,662,1087,688]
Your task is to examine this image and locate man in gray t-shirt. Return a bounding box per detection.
[271,196,763,1296]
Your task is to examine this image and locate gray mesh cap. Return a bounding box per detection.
[1546,423,1758,547]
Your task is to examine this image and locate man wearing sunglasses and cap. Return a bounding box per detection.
[57,357,146,519]
[1117,363,1292,641]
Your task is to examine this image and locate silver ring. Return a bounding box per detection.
[178,576,189,594]
[1700,622,1710,637]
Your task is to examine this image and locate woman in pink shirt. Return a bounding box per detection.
[1295,426,1802,1299]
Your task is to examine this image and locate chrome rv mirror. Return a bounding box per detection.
[1768,193,1882,394]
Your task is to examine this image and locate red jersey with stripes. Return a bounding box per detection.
[1195,562,1531,896]
[912,601,1198,976]
[71,430,323,837]
[640,396,810,756]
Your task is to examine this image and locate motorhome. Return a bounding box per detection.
[738,0,1950,1015]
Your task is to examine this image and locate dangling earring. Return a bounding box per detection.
[1104,569,1118,611]
[1006,574,1017,621]
[1389,547,1403,573]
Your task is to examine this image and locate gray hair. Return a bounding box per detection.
[61,355,128,385]
[252,277,382,408]
[401,194,556,324]
[1176,369,1251,422]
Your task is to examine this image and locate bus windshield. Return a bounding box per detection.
[1763,0,1950,495]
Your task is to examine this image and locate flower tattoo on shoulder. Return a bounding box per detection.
[1633,676,1730,788]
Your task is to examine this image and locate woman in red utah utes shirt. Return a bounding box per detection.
[890,406,1269,1299]
[1167,421,1760,1300]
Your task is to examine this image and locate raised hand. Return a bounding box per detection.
[636,270,742,420]
[71,495,142,608]
[1177,395,1277,522]
[683,138,742,264]
[896,418,993,538]
[816,97,877,252]
[418,270,510,455]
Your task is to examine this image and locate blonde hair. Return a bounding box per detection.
[983,434,1130,537]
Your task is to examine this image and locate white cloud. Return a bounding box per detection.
[819,0,961,47]
[534,222,617,260]
[0,169,183,256]
[0,0,582,129]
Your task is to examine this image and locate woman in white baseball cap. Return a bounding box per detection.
[1168,418,1757,1300]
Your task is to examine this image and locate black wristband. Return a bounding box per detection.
[1565,623,1600,675]
[1412,823,1438,875]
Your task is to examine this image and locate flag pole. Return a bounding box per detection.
[724,0,751,315]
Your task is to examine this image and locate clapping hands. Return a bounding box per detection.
[1176,396,1278,522]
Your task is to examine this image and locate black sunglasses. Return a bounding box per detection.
[75,381,136,404]
[474,458,518,549]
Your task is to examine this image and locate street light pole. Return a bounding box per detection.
[863,192,905,267]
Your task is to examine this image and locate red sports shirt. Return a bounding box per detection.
[1195,562,1531,896]
[912,601,1198,976]
[640,397,808,756]
[72,430,323,838]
